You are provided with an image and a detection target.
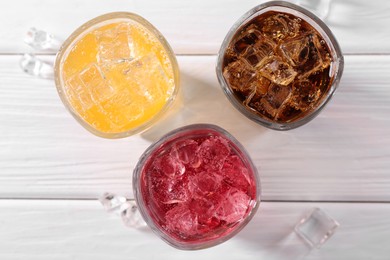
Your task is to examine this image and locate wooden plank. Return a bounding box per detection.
[0,199,389,259]
[1,0,390,54]
[1,55,390,201]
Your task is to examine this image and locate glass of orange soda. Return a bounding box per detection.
[54,12,180,138]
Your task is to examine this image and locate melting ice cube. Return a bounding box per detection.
[262,13,301,41]
[95,23,133,63]
[216,188,251,224]
[197,136,231,171]
[259,57,297,86]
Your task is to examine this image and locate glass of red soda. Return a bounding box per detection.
[133,124,260,249]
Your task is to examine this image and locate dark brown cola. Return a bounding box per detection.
[222,11,333,123]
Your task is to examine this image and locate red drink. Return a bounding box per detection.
[133,124,260,249]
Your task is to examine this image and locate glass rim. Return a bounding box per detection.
[132,123,261,250]
[216,1,344,131]
[54,12,180,139]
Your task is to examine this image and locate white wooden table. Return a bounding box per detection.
[1,0,390,259]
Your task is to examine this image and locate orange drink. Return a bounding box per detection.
[55,13,179,138]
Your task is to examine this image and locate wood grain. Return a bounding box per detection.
[1,0,390,55]
[0,199,389,259]
[1,55,390,201]
[1,1,389,258]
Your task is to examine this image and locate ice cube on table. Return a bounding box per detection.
[24,27,61,51]
[295,207,340,248]
[19,53,54,79]
[99,192,127,215]
[121,201,147,228]
[99,193,146,228]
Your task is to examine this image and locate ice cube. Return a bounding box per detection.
[19,53,54,79]
[234,24,262,53]
[163,182,189,205]
[250,75,271,98]
[24,27,61,51]
[254,84,292,119]
[147,171,169,207]
[242,42,274,68]
[165,184,190,204]
[266,84,292,108]
[100,88,144,127]
[262,13,301,41]
[223,47,239,65]
[280,34,311,67]
[99,192,127,215]
[281,32,331,76]
[189,198,216,224]
[215,188,251,224]
[79,64,115,103]
[154,154,185,178]
[291,79,321,110]
[148,168,189,206]
[223,59,256,92]
[259,57,297,86]
[188,171,223,197]
[276,104,302,122]
[221,155,251,191]
[104,54,171,104]
[121,201,147,228]
[95,23,133,63]
[65,74,94,111]
[243,47,264,67]
[165,204,199,237]
[295,207,339,248]
[197,136,231,171]
[257,96,278,119]
[170,139,199,165]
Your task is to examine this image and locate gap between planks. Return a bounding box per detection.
[0,197,389,204]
